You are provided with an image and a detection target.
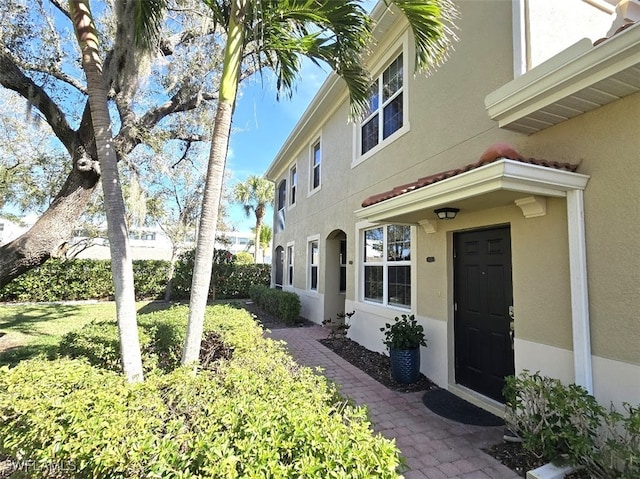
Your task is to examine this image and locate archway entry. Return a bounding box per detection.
[274,246,284,289]
[324,230,347,321]
[454,226,514,402]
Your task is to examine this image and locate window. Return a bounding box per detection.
[287,244,294,286]
[311,141,321,191]
[309,240,319,290]
[276,179,286,232]
[360,53,404,155]
[339,239,347,293]
[289,165,297,206]
[277,179,287,211]
[363,224,411,308]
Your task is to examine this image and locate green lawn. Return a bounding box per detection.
[0,301,173,366]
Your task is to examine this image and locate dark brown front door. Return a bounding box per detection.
[454,226,514,402]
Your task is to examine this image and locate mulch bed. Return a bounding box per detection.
[483,442,546,477]
[319,336,436,393]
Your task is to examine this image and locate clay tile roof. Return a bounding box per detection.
[360,143,579,208]
[593,21,638,46]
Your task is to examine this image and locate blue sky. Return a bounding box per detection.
[225,0,376,233]
[225,60,330,232]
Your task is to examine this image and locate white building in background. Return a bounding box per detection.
[0,218,270,263]
[72,228,269,262]
[0,219,27,246]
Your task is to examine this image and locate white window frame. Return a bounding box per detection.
[286,242,295,287]
[307,235,320,291]
[360,224,414,310]
[289,164,297,208]
[352,34,410,168]
[309,138,321,195]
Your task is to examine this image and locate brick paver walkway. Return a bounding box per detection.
[268,325,519,479]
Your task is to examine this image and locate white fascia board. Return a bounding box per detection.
[485,22,640,126]
[354,160,590,222]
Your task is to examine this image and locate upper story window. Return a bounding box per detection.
[311,140,321,192]
[276,179,287,233]
[277,179,287,211]
[362,224,411,308]
[361,53,404,155]
[289,165,297,206]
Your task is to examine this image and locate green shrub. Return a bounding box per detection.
[0,304,402,478]
[171,250,271,300]
[0,256,270,303]
[57,305,245,373]
[233,251,254,264]
[505,371,640,478]
[58,320,154,372]
[249,285,301,325]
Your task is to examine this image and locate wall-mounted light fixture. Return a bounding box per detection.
[434,207,459,220]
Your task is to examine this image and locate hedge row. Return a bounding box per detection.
[0,254,270,302]
[0,305,403,478]
[249,284,301,325]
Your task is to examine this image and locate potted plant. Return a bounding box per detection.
[380,314,427,384]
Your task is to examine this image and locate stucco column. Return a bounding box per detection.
[566,189,593,393]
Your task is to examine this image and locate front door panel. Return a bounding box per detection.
[454,226,514,402]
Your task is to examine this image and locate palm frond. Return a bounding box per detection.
[388,0,458,74]
[249,0,372,117]
[133,0,169,51]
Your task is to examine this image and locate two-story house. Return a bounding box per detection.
[265,0,640,415]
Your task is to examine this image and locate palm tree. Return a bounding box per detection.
[233,175,274,263]
[258,224,273,263]
[181,0,457,365]
[69,0,144,382]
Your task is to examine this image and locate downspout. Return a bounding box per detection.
[566,189,593,393]
[512,0,528,77]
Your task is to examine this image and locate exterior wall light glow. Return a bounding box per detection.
[434,207,459,220]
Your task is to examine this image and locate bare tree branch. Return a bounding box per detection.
[49,0,72,21]
[12,58,88,95]
[0,52,76,154]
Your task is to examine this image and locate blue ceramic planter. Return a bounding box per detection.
[389,347,420,384]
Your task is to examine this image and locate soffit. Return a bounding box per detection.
[485,22,640,134]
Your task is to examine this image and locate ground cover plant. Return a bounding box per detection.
[0,304,403,478]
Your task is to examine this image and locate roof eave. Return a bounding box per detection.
[485,22,640,134]
[355,159,590,223]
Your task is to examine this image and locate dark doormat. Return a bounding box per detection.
[422,389,504,426]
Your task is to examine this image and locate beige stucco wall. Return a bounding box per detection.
[267,0,640,403]
[511,91,640,365]
[417,200,574,351]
